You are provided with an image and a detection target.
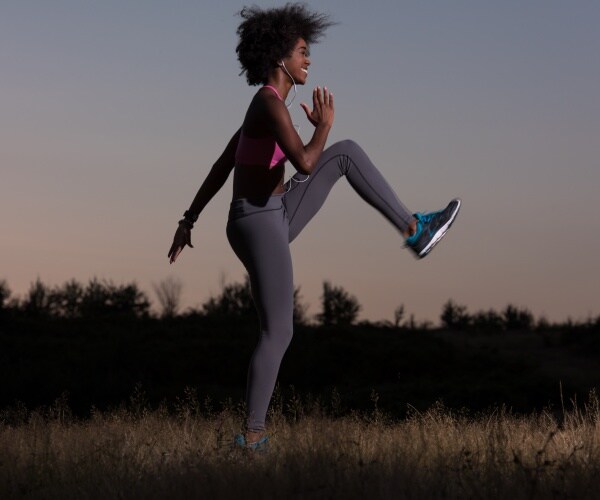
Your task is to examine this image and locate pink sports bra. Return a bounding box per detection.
[235,85,287,169]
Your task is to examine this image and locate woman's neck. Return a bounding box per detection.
[266,74,293,100]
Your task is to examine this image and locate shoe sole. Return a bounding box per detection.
[418,198,461,258]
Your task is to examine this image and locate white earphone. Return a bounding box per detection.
[278,60,310,190]
[279,60,297,108]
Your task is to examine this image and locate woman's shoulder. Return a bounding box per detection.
[243,95,274,136]
[248,84,284,103]
[247,87,286,119]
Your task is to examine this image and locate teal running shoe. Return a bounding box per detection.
[406,199,461,258]
[233,433,269,453]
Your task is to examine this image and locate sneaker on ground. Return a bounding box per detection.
[406,199,461,259]
[233,433,269,453]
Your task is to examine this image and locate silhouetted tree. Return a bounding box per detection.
[153,277,183,318]
[202,276,308,324]
[202,277,255,318]
[471,309,504,331]
[22,277,52,317]
[0,279,10,310]
[502,304,534,331]
[393,304,405,328]
[316,281,361,327]
[536,316,551,332]
[49,279,84,318]
[0,279,15,319]
[78,278,150,318]
[293,286,308,325]
[440,300,471,330]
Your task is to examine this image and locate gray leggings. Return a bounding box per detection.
[226,140,414,432]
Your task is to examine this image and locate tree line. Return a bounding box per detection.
[1,277,598,331]
[0,277,360,326]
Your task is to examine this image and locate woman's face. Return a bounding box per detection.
[282,38,311,85]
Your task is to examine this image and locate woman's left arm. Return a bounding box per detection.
[168,128,240,263]
[186,128,240,216]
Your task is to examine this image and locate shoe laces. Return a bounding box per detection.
[415,211,440,225]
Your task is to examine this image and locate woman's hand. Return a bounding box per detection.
[168,223,194,264]
[300,86,334,129]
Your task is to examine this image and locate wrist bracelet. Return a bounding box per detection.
[178,218,194,230]
[183,210,199,223]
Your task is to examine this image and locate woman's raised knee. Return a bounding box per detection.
[330,139,360,153]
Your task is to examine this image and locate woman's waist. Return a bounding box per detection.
[232,164,285,196]
[228,193,286,220]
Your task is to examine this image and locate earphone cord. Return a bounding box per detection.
[284,173,310,193]
[281,62,297,109]
[280,61,309,191]
[284,120,310,193]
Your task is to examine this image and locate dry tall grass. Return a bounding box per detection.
[2,393,600,499]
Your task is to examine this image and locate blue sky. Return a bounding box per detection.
[2,1,599,323]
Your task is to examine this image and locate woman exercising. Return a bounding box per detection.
[168,4,461,451]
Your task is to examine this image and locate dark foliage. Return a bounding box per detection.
[1,314,600,419]
[440,300,471,330]
[199,276,308,325]
[502,304,534,331]
[12,278,150,319]
[0,279,11,310]
[2,277,600,420]
[201,277,256,319]
[316,281,361,327]
[471,309,504,331]
[152,277,183,318]
[440,299,539,333]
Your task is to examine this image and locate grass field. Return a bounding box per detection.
[2,312,600,498]
[2,393,600,499]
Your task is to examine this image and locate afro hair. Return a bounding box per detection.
[236,3,335,86]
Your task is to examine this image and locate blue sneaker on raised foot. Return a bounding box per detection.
[406,199,461,259]
[233,433,269,453]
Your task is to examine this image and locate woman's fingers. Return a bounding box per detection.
[168,245,179,263]
[170,247,182,264]
[318,86,324,104]
[300,102,311,119]
[317,86,333,109]
[168,242,177,259]
[168,226,194,263]
[304,86,333,126]
[321,87,333,107]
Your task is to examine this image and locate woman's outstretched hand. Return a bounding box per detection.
[300,86,334,128]
[168,224,194,264]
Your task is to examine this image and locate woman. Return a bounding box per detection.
[168,4,460,450]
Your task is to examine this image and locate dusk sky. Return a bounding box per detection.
[2,1,599,324]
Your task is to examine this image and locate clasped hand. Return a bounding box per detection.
[300,86,334,128]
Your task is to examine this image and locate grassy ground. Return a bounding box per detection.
[3,317,600,498]
[2,395,600,499]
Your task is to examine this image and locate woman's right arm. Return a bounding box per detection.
[168,128,240,263]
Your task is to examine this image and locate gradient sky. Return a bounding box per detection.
[2,1,599,324]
